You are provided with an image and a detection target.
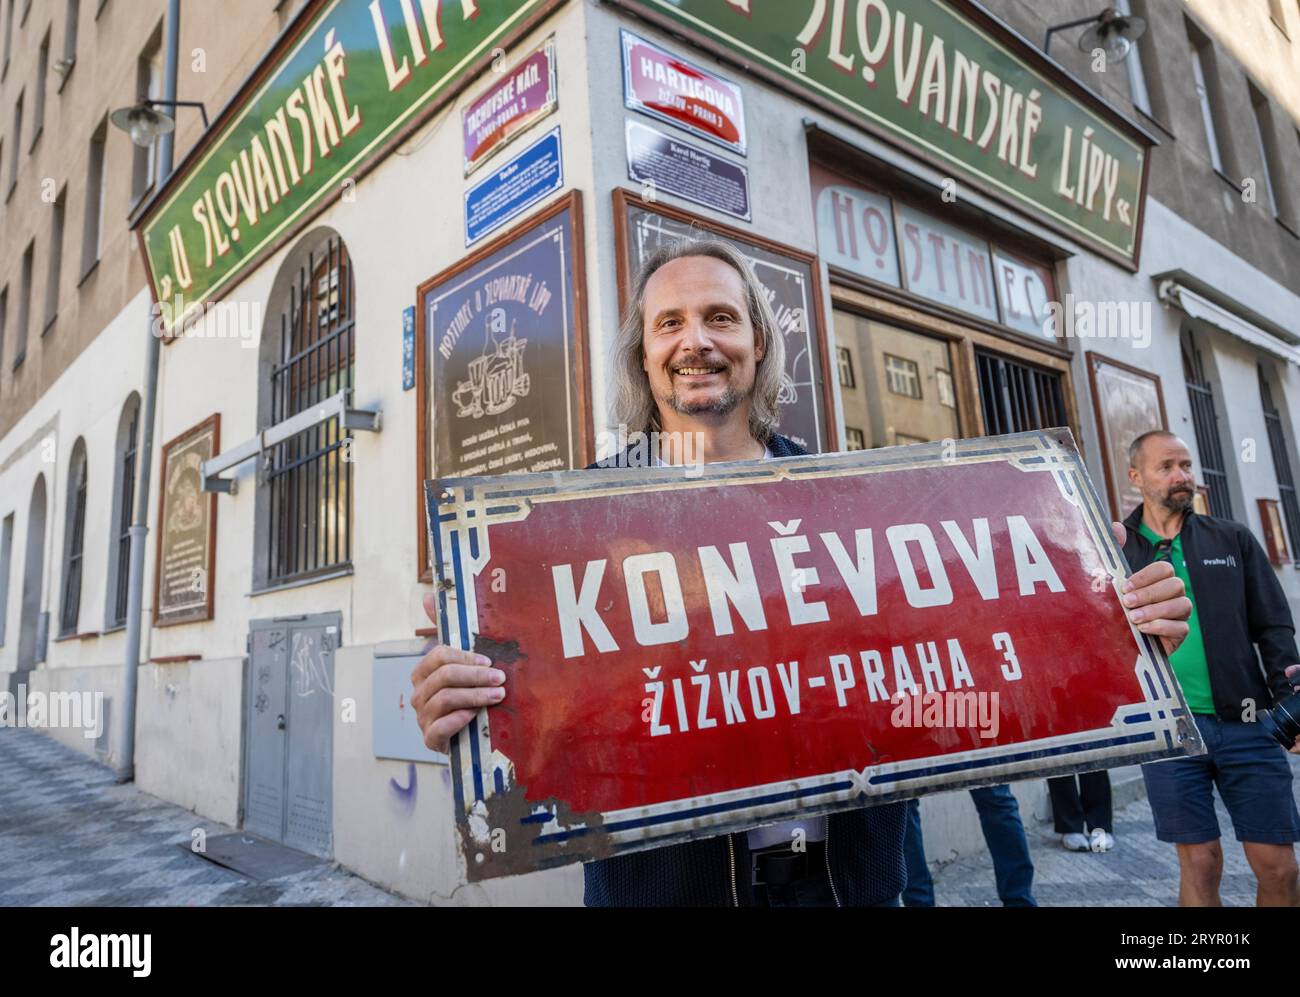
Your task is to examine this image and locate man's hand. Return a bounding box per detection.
[1286,665,1300,755]
[1111,522,1191,656]
[411,593,506,754]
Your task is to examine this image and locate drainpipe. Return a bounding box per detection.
[116,0,180,782]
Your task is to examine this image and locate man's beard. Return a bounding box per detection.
[664,382,743,417]
[1161,486,1195,513]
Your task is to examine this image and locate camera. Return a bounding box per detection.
[1260,691,1300,750]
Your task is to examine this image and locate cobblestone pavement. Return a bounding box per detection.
[0,727,414,906]
[931,755,1300,907]
[5,725,1298,906]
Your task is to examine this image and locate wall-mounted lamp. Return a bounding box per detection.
[1044,6,1147,61]
[109,98,209,147]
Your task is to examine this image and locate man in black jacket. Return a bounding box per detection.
[1123,429,1300,907]
[410,241,1191,906]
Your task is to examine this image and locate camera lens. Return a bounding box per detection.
[1260,692,1300,749]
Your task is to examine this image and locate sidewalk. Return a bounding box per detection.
[0,726,413,906]
[4,723,1298,906]
[930,754,1300,906]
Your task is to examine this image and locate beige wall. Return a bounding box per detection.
[0,0,295,441]
[1185,0,1300,125]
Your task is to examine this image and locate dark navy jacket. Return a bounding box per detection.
[1121,504,1298,720]
[582,431,908,906]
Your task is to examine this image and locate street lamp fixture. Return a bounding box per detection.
[109,98,209,148]
[1044,7,1147,61]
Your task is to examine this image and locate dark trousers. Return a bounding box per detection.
[1047,771,1113,834]
[903,786,1037,907]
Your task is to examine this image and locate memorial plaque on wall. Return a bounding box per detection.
[154,414,219,626]
[613,189,831,453]
[417,191,590,577]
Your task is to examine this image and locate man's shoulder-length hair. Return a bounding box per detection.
[612,237,786,443]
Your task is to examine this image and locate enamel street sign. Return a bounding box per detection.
[427,429,1200,881]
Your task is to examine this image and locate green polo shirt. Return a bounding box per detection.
[1137,522,1215,714]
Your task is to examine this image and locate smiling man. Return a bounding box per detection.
[411,239,1191,907]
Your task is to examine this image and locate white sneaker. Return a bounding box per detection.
[1089,828,1115,852]
[1061,832,1090,851]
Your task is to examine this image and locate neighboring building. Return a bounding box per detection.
[1,0,1298,904]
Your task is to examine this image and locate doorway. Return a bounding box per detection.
[243,613,339,858]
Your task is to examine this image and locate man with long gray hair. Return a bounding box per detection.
[410,239,1192,907]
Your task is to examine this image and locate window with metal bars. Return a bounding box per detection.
[263,238,354,585]
[108,396,138,627]
[58,440,87,636]
[1181,330,1233,519]
[975,350,1066,435]
[1260,366,1300,560]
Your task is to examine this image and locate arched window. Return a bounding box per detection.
[58,438,88,637]
[1259,365,1300,557]
[18,473,48,669]
[1181,328,1232,519]
[106,393,140,628]
[255,232,355,587]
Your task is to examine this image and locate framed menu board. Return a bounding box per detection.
[416,190,592,580]
[613,189,835,454]
[154,414,219,626]
[1086,352,1167,522]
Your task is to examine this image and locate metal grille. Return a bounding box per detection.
[1260,367,1300,558]
[1182,333,1233,519]
[59,451,87,636]
[975,350,1067,434]
[111,403,138,627]
[266,239,354,584]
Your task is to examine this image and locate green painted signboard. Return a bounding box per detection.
[137,0,563,334]
[610,0,1151,266]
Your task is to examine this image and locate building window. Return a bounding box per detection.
[1249,85,1294,227]
[2,0,13,79]
[0,512,12,645]
[1114,0,1151,115]
[14,239,32,369]
[832,309,961,450]
[131,36,161,204]
[58,439,88,637]
[0,285,7,376]
[975,350,1066,435]
[884,353,921,399]
[1269,0,1290,35]
[1260,366,1300,561]
[1182,329,1233,519]
[936,369,956,408]
[106,393,138,628]
[8,90,23,198]
[43,187,65,332]
[60,0,78,80]
[836,346,855,389]
[81,118,106,277]
[31,29,47,147]
[1188,26,1229,176]
[262,236,355,585]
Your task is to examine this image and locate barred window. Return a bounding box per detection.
[58,439,87,636]
[263,237,354,585]
[107,394,139,628]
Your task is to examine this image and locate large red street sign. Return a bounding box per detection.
[427,430,1200,882]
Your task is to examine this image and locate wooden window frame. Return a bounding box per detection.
[830,284,1083,450]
